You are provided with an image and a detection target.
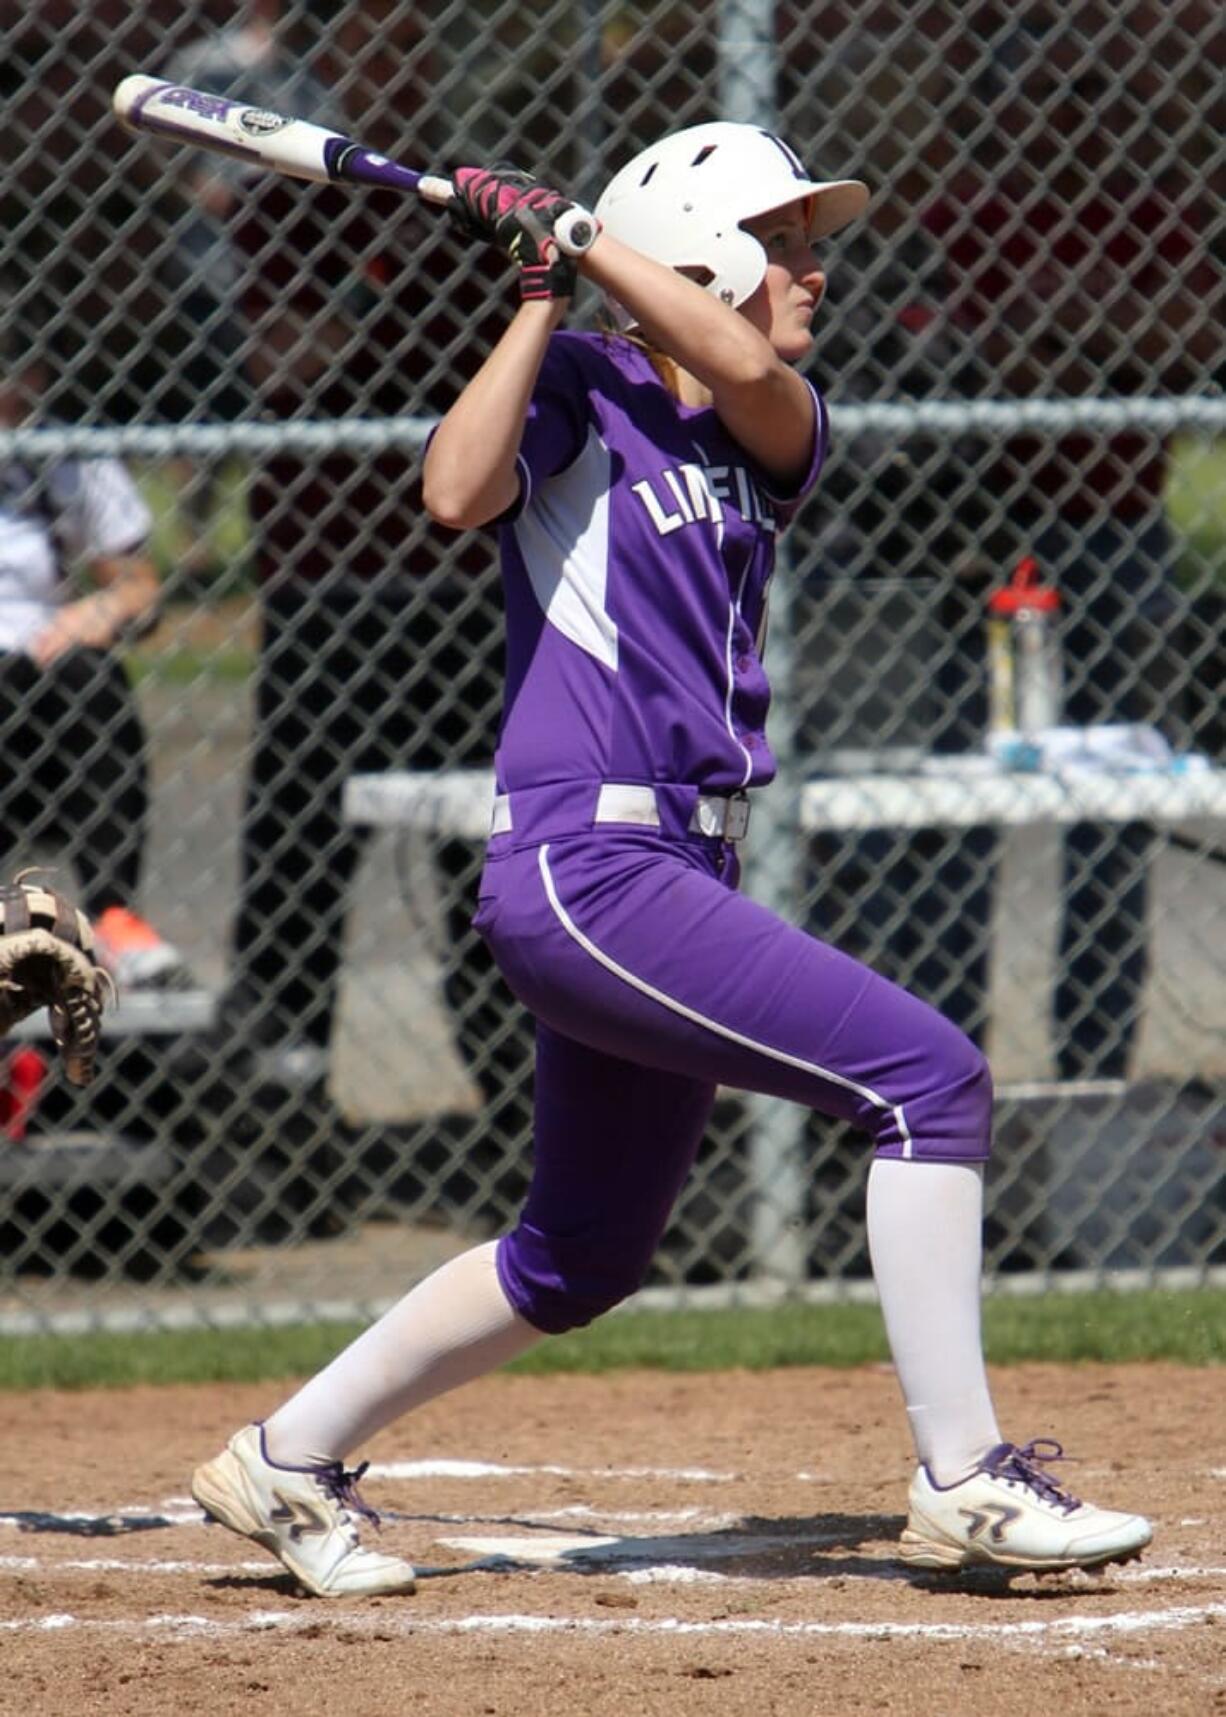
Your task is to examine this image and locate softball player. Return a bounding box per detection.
[192,124,1151,1596]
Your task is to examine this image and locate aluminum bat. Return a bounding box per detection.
[112,75,597,254]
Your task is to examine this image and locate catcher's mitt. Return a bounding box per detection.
[0,876,113,1086]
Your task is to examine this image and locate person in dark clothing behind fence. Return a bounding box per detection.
[915,20,1223,1082]
[0,283,193,993]
[795,208,996,1049]
[801,11,1222,1086]
[206,9,532,1215]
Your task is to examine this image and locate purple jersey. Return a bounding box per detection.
[493,331,828,795]
[475,326,988,1331]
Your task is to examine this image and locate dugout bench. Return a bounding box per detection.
[1,991,218,1276]
[341,754,1226,1278]
[341,756,1226,839]
[1,983,356,1274]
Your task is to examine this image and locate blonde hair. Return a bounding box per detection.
[599,325,683,400]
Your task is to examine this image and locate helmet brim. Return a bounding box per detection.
[747,178,869,240]
[807,179,871,239]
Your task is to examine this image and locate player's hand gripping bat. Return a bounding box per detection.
[112,75,598,257]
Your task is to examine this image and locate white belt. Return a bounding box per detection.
[490,783,752,842]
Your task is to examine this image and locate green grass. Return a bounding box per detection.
[1168,435,1226,591]
[1,1288,1222,1392]
[515,1289,1226,1371]
[126,645,255,686]
[137,458,252,589]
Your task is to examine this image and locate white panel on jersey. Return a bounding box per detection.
[65,460,152,561]
[0,458,152,650]
[513,427,618,672]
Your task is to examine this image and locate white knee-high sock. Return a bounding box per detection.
[262,1241,540,1466]
[866,1157,1001,1485]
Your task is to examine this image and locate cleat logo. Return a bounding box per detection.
[959,1503,1022,1544]
[269,1489,330,1541]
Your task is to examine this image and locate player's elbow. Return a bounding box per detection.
[422,479,476,532]
[728,346,784,392]
[422,491,484,528]
[422,463,514,533]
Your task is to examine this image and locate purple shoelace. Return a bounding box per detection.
[316,1458,382,1531]
[983,1438,1083,1513]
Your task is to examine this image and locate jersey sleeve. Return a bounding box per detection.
[506,334,594,518]
[757,379,830,525]
[59,460,152,562]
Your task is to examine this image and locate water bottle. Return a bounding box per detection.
[986,555,1062,736]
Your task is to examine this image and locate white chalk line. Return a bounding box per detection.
[13,1451,1218,1530]
[0,1555,275,1576]
[370,1460,737,1483]
[0,1460,742,1530]
[0,1507,200,1530]
[0,1462,750,1538]
[506,1506,734,1525]
[5,1460,1221,1667]
[366,1458,1175,1488]
[0,1503,737,1536]
[2,1602,1225,1646]
[3,1545,1223,1590]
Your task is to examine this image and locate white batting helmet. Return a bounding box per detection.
[594,122,868,326]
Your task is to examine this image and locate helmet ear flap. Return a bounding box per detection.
[602,226,766,329]
[707,225,770,308]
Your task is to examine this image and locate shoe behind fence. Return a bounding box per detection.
[93,906,195,992]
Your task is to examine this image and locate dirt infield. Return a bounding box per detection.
[1,1364,1223,1717]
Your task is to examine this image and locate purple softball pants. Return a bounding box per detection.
[474,799,992,1335]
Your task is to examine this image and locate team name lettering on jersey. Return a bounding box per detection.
[631,461,776,538]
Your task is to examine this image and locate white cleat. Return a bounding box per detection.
[900,1438,1153,1574]
[191,1422,417,1598]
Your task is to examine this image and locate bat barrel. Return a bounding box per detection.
[112,74,171,133]
[111,74,339,183]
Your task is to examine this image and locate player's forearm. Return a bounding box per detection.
[423,300,566,530]
[28,554,160,667]
[92,553,161,631]
[578,230,813,480]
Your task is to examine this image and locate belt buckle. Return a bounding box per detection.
[724,791,751,841]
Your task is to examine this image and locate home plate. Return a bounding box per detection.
[439,1534,626,1567]
[435,1525,853,1571]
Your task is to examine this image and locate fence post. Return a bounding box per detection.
[715,0,809,1287]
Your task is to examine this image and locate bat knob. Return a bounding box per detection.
[554,206,600,257]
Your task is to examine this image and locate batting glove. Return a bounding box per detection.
[450,164,595,301]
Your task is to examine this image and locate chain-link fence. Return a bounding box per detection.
[1,0,1223,1329]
